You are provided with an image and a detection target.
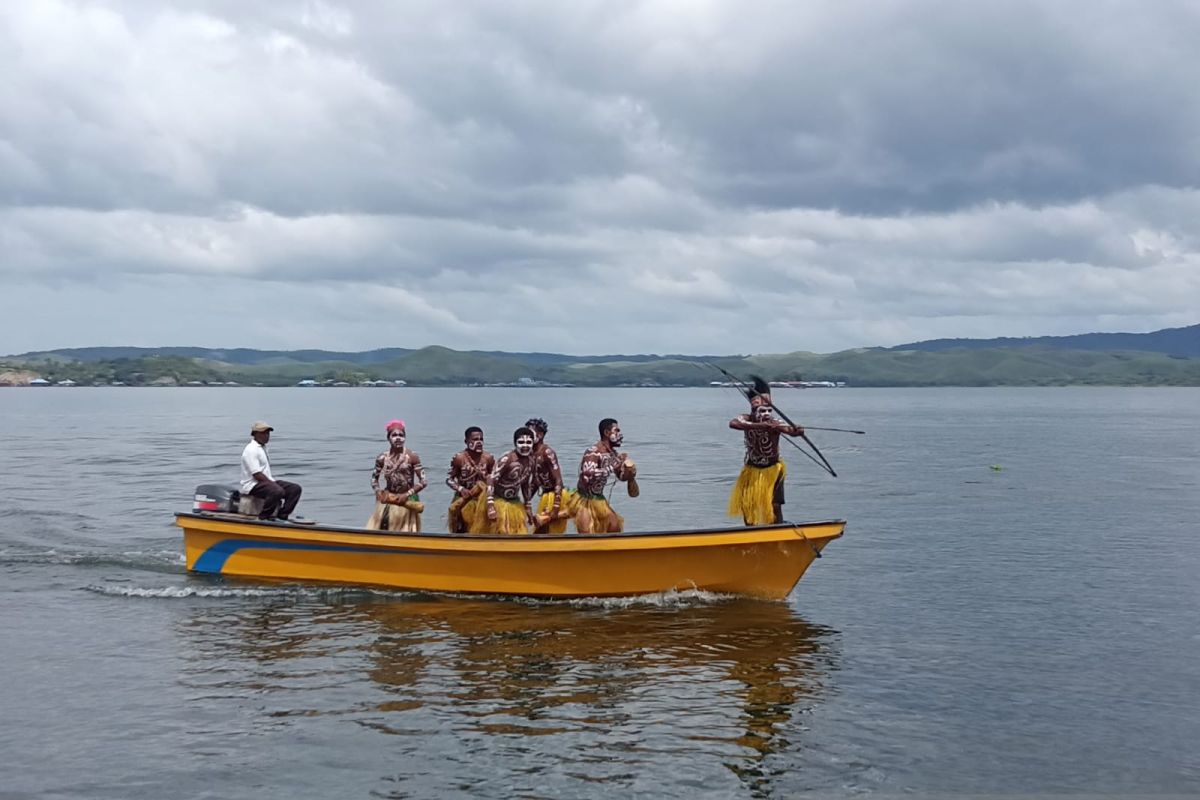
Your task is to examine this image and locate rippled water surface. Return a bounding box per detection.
[2,387,1198,798]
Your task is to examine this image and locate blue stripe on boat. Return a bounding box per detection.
[192,539,440,574]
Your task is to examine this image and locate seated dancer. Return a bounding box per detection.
[728,378,804,526]
[483,427,537,535]
[366,419,428,532]
[446,426,495,533]
[526,417,578,534]
[574,418,637,534]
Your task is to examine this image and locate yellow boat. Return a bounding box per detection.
[175,512,845,600]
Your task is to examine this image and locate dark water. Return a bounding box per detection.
[1,387,1197,798]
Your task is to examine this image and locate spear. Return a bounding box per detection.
[703,362,840,478]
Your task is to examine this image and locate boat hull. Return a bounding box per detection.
[175,513,845,600]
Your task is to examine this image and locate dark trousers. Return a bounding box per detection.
[249,480,302,520]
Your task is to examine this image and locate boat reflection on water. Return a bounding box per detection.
[176,591,840,795]
[361,596,840,791]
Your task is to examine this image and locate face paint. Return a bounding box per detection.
[388,429,406,448]
[467,432,484,452]
[753,405,774,422]
[515,435,534,457]
[607,425,624,448]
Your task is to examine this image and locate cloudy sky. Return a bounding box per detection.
[3,0,1199,355]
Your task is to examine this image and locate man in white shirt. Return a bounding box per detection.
[240,421,303,521]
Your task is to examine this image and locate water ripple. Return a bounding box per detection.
[2,387,1199,799]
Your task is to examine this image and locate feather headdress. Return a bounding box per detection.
[747,375,772,406]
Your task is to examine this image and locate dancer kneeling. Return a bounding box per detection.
[483,427,537,535]
[366,419,427,532]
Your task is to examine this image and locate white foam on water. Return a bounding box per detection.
[81,583,421,601]
[84,584,284,599]
[568,588,735,609]
[0,549,73,564]
[1,548,185,569]
[81,582,737,607]
[121,549,186,563]
[506,587,736,609]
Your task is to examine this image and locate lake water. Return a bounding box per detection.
[1,387,1197,798]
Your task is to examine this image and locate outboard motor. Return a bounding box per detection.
[193,484,240,513]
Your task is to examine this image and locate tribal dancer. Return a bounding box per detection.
[728,379,804,526]
[484,427,537,535]
[574,418,637,534]
[526,418,578,534]
[366,419,428,532]
[446,426,495,533]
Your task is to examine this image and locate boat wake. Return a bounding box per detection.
[505,587,739,609]
[80,583,738,607]
[81,583,421,601]
[0,548,186,571]
[571,588,738,608]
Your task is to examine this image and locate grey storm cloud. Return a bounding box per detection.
[1,0,1199,355]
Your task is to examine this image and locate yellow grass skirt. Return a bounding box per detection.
[448,482,487,533]
[728,461,786,526]
[367,500,421,533]
[534,489,580,534]
[461,493,484,532]
[574,494,624,534]
[486,497,530,535]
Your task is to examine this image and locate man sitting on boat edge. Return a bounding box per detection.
[240,420,303,521]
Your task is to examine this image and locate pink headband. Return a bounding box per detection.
[386,419,405,432]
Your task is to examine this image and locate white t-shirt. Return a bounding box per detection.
[240,440,273,493]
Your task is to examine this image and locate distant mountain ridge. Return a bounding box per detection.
[890,323,1200,358]
[7,345,728,366]
[11,324,1198,365]
[5,323,1199,387]
[7,346,416,365]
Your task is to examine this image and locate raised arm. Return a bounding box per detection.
[730,414,802,435]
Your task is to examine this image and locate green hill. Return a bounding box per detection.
[892,323,1200,357]
[5,341,1200,387]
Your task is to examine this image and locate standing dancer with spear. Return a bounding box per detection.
[728,377,809,526]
